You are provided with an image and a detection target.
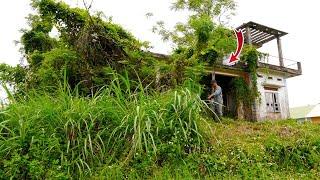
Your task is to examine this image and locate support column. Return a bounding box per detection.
[246,26,259,121]
[277,36,284,67]
[246,27,252,45]
[212,70,215,80]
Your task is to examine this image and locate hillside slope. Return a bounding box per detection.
[0,85,320,179]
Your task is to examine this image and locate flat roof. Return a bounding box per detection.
[237,21,288,47]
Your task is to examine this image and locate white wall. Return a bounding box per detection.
[255,70,290,121]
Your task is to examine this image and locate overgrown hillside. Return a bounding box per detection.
[0,0,319,179]
[1,77,320,179]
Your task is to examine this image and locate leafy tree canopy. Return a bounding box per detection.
[150,0,237,85]
[0,0,258,99]
[2,0,158,95]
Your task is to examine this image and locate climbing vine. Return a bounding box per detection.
[232,77,252,105]
[232,46,260,106]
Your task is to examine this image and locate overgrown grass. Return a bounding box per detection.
[1,76,320,179]
[93,117,320,179]
[0,75,210,179]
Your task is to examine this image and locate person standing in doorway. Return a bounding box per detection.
[208,80,223,117]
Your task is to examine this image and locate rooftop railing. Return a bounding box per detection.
[258,53,301,71]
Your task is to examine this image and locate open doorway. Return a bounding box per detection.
[200,74,237,118]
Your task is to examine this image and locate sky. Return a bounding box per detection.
[0,0,319,107]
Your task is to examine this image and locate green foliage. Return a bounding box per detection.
[190,14,214,46]
[231,47,260,106]
[243,47,260,97]
[0,0,315,179]
[198,47,218,64]
[151,0,237,87]
[21,30,55,54]
[0,73,210,178]
[172,0,236,22]
[35,48,78,90]
[152,0,258,111]
[0,0,239,97]
[0,64,26,85]
[2,91,320,179]
[0,64,27,94]
[0,0,159,95]
[232,77,252,106]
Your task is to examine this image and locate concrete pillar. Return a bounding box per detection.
[276,36,284,67]
[212,70,215,80]
[246,27,252,45]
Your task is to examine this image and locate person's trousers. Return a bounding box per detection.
[211,101,223,117]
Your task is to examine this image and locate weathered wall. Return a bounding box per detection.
[311,117,320,124]
[255,70,290,121]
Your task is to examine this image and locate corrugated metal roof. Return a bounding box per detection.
[307,104,320,118]
[290,105,315,119]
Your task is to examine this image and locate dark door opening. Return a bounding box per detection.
[200,74,237,118]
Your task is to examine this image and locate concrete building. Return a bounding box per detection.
[154,21,302,121]
[210,21,302,121]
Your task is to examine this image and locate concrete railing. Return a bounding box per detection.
[258,53,301,71]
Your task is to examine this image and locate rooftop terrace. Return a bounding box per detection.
[237,21,302,77]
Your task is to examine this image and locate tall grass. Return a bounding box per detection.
[0,73,210,178]
[2,74,319,179]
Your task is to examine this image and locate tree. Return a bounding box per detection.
[151,0,237,84]
[1,0,158,95]
[0,0,239,96]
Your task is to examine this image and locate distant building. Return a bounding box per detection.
[290,104,320,123]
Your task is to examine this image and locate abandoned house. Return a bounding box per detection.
[154,21,302,121]
[210,21,302,121]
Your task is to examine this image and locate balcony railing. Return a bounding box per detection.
[258,53,301,71]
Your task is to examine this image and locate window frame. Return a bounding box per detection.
[265,91,281,113]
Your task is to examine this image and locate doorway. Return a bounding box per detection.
[200,74,237,118]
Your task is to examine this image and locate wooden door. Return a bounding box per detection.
[265,92,281,120]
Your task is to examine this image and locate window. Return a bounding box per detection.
[265,92,280,113]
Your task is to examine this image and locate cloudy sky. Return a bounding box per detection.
[0,0,319,107]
